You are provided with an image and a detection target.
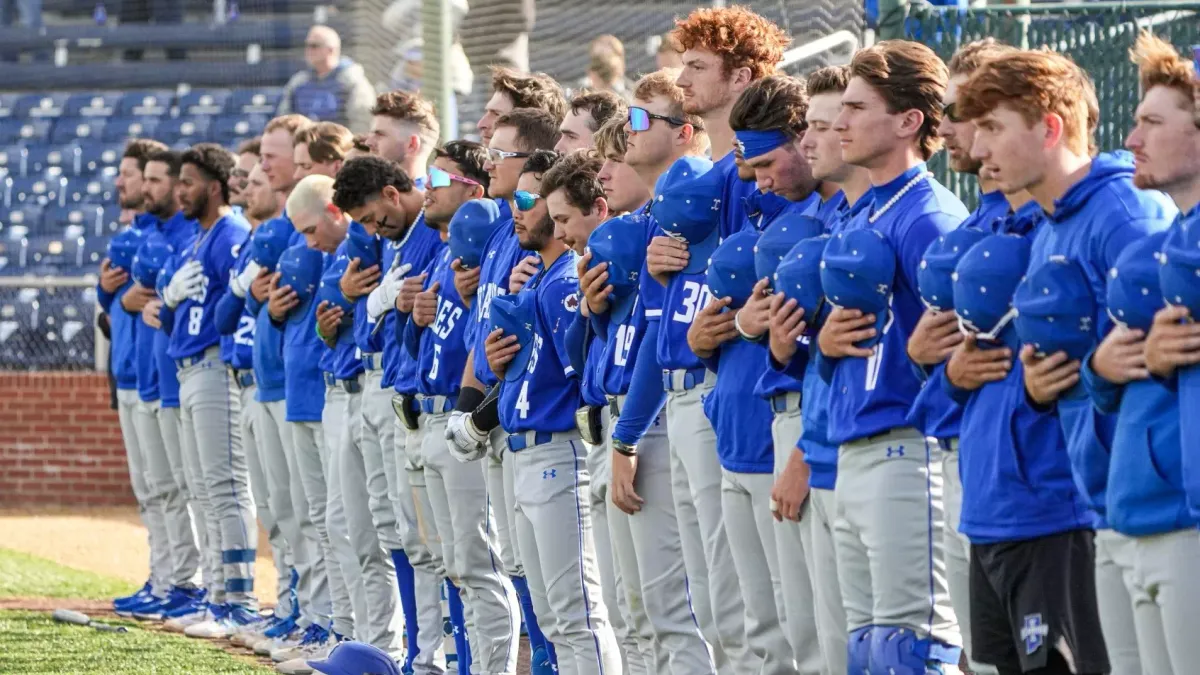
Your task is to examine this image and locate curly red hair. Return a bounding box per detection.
[671,6,790,79]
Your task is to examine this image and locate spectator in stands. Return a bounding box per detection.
[278,26,377,135]
[293,122,354,182]
[582,35,632,97]
[0,0,43,62]
[259,114,312,197]
[478,66,568,145]
[229,138,261,212]
[656,31,684,70]
[555,90,627,153]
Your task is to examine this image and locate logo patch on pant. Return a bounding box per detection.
[886,445,905,458]
[1021,613,1048,655]
[542,469,557,480]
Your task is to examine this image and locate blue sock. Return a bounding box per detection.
[511,575,551,657]
[391,549,419,673]
[446,579,471,674]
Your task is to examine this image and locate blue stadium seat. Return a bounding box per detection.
[0,205,44,242]
[40,292,94,367]
[5,174,65,207]
[101,117,160,143]
[44,205,103,236]
[228,88,282,115]
[180,89,233,116]
[157,116,212,145]
[0,145,25,175]
[22,234,71,269]
[99,206,123,235]
[14,93,70,119]
[50,118,108,146]
[64,92,123,118]
[0,93,20,119]
[24,144,79,177]
[77,142,125,175]
[0,119,53,145]
[211,115,269,146]
[64,174,115,205]
[117,90,175,118]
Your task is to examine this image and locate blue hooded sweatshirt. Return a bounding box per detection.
[1029,152,1176,524]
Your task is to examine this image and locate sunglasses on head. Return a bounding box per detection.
[513,190,542,212]
[943,102,963,124]
[629,106,691,133]
[428,166,480,189]
[487,148,531,163]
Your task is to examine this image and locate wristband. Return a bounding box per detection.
[734,310,765,342]
[612,438,638,457]
[455,386,486,413]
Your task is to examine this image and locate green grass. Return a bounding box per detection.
[0,549,137,601]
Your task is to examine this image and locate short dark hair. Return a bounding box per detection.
[539,150,604,215]
[495,108,562,153]
[434,140,491,192]
[181,143,236,202]
[351,134,370,153]
[729,74,809,138]
[236,137,262,157]
[145,149,182,177]
[371,90,441,146]
[332,156,415,212]
[490,66,569,121]
[569,90,628,132]
[806,65,850,97]
[294,122,354,163]
[947,38,1017,78]
[123,138,169,171]
[521,149,562,176]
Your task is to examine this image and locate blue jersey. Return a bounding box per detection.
[499,252,583,436]
[213,232,257,370]
[1029,152,1175,522]
[325,242,363,381]
[282,245,331,422]
[412,248,469,397]
[374,217,444,386]
[823,164,968,445]
[167,212,251,360]
[149,214,198,402]
[471,219,523,387]
[707,334,775,473]
[805,190,848,223]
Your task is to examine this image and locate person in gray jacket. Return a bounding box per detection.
[278,26,377,135]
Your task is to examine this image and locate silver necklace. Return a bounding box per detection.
[869,171,931,224]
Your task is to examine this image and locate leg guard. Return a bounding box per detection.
[869,625,962,675]
[848,626,873,673]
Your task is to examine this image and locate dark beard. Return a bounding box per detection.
[519,214,555,251]
[183,191,208,221]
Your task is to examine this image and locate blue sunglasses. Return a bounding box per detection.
[628,106,692,133]
[513,190,542,212]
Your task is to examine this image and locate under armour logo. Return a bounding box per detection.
[1020,613,1048,655]
[886,445,905,458]
[542,469,557,480]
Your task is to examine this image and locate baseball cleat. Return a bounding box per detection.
[163,601,212,632]
[133,585,204,621]
[184,604,260,639]
[115,592,165,618]
[271,623,328,663]
[112,581,153,612]
[252,616,302,654]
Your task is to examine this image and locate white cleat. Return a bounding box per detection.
[275,640,335,674]
[163,605,212,633]
[257,630,304,657]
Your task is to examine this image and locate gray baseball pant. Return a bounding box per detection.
[337,380,403,656]
[358,372,405,553]
[176,350,257,607]
[161,395,217,596]
[321,386,369,639]
[1129,529,1200,674]
[799,488,847,675]
[511,433,620,675]
[769,403,822,674]
[132,396,202,590]
[394,416,449,675]
[834,429,959,647]
[942,444,997,674]
[665,376,746,673]
[607,406,714,675]
[240,388,293,616]
[266,399,330,629]
[155,405,205,589]
[485,427,522,577]
[1094,528,1145,674]
[116,389,172,596]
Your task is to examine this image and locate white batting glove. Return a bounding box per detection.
[367,263,413,320]
[163,260,204,308]
[229,261,262,299]
[445,411,489,463]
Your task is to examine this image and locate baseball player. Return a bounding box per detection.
[814,41,969,672]
[958,49,1176,673]
[593,118,651,215]
[162,143,258,638]
[476,67,569,147]
[484,157,620,675]
[554,90,626,154]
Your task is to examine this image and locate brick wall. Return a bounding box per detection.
[0,372,134,506]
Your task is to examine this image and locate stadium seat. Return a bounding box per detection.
[0,93,20,119]
[40,292,94,368]
[0,119,53,145]
[44,205,103,236]
[50,118,107,146]
[5,174,65,207]
[211,115,269,146]
[24,144,80,177]
[77,142,125,175]
[64,92,123,118]
[80,232,110,266]
[101,117,160,143]
[99,206,123,235]
[117,90,175,118]
[14,93,70,119]
[180,89,233,116]
[228,88,282,115]
[64,174,115,205]
[22,234,71,269]
[0,145,25,175]
[156,116,212,145]
[0,205,44,241]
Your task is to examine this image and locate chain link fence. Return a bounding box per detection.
[0,277,99,371]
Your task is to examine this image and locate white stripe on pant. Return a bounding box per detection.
[117,388,174,596]
[240,387,293,615]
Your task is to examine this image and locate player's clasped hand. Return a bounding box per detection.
[163,260,205,309]
[396,272,428,313]
[249,268,273,302]
[646,235,689,285]
[413,282,441,328]
[121,283,157,313]
[946,334,1011,391]
[610,451,644,515]
[1020,345,1081,406]
[1091,325,1149,384]
[577,250,613,315]
[767,293,807,365]
[770,449,810,522]
[485,328,521,379]
[315,301,344,345]
[451,258,481,308]
[141,298,163,330]
[818,307,876,359]
[267,272,299,322]
[736,278,772,339]
[99,258,130,293]
[339,257,381,301]
[907,309,964,366]
[1144,305,1200,378]
[509,255,540,294]
[687,296,737,358]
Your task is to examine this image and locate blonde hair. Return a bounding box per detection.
[285,174,336,220]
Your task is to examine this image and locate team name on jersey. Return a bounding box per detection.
[433,296,463,340]
[477,282,503,322]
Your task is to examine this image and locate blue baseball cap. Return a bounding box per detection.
[706,230,761,308]
[131,234,175,288]
[650,155,722,275]
[316,255,353,313]
[252,217,297,270]
[1013,256,1097,360]
[278,245,326,307]
[754,214,826,285]
[1159,220,1200,317]
[489,292,537,382]
[774,234,832,335]
[952,233,1031,348]
[820,228,896,348]
[743,189,793,228]
[918,227,990,312]
[107,227,147,271]
[308,641,400,675]
[586,213,648,326]
[1107,231,1167,332]
[448,199,505,269]
[345,220,381,270]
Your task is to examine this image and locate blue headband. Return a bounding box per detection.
[735,129,791,160]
